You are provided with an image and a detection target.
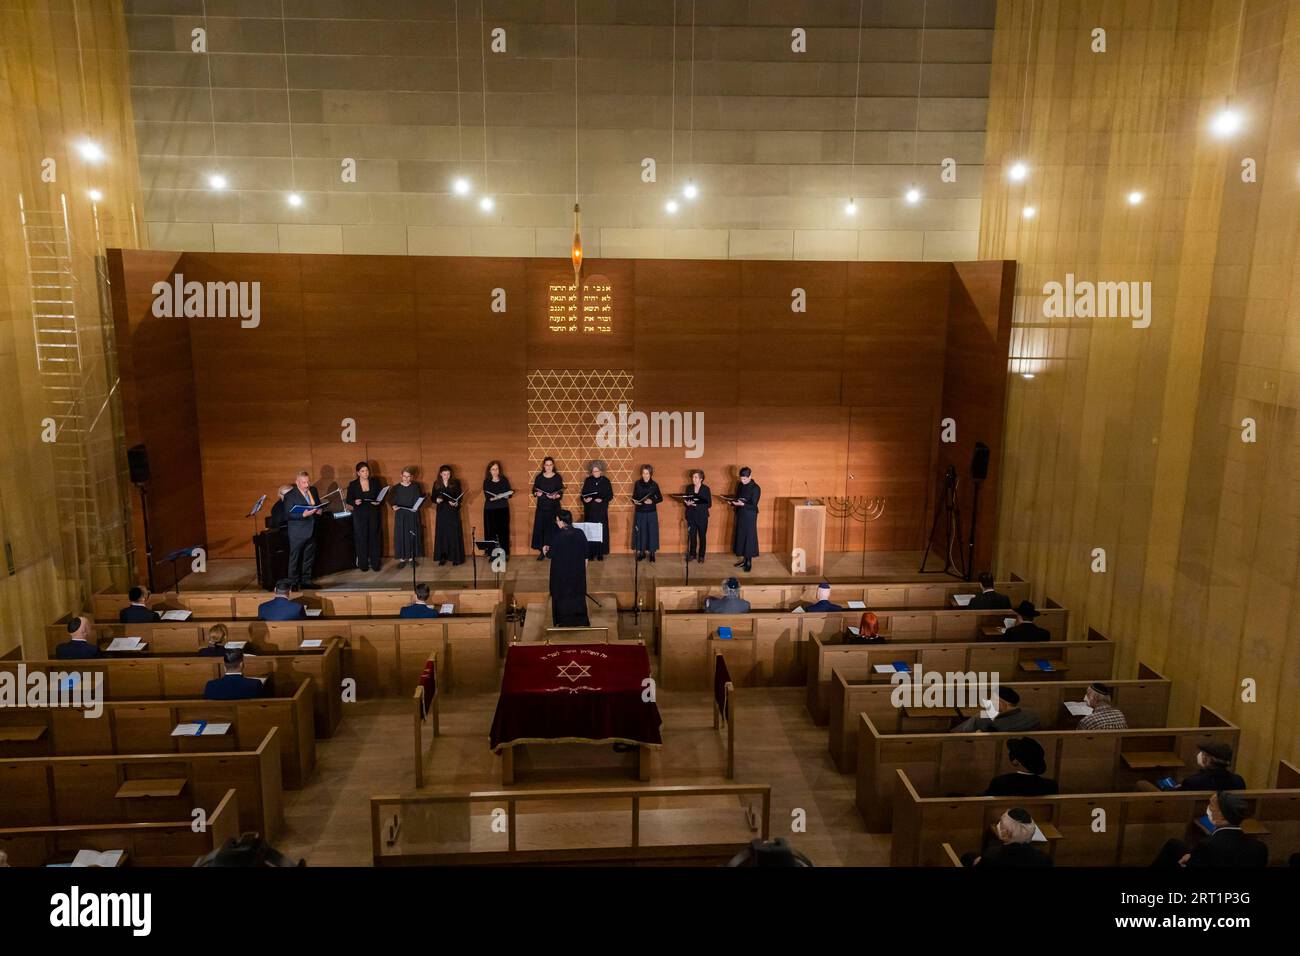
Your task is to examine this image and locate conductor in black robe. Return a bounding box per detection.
[531,456,564,560]
[548,510,589,627]
[431,465,465,566]
[729,466,761,572]
[346,461,383,572]
[684,468,711,563]
[389,467,425,569]
[282,472,324,589]
[580,461,612,561]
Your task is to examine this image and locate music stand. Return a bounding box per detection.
[472,528,502,590]
[161,546,199,594]
[573,522,605,608]
[246,495,267,586]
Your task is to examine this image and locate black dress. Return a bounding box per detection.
[347,477,383,571]
[530,471,564,552]
[684,482,712,558]
[432,478,465,564]
[732,480,761,558]
[389,481,425,560]
[580,475,612,558]
[632,478,662,553]
[483,475,512,556]
[548,525,590,626]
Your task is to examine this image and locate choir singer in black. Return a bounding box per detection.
[283,471,325,588]
[482,460,512,556]
[389,467,425,570]
[632,464,663,562]
[432,464,465,566]
[580,460,612,561]
[729,466,760,573]
[683,468,711,564]
[346,461,383,572]
[531,456,563,560]
[548,510,589,626]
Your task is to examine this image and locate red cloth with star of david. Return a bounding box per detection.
[488,643,663,751]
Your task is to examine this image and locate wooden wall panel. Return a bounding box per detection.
[111,252,1014,560]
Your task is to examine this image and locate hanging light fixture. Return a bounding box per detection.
[571,203,583,283]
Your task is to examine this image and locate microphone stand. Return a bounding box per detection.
[683,514,691,586]
[632,522,640,626]
[409,526,418,592]
[471,525,478,589]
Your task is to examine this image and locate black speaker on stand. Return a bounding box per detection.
[128,444,156,593]
[964,442,990,582]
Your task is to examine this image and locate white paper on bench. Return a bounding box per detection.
[72,849,124,867]
[300,638,323,648]
[953,594,973,606]
[161,609,192,621]
[225,640,247,649]
[305,608,323,617]
[106,636,147,651]
[172,721,232,737]
[873,664,897,674]
[847,600,866,609]
[1031,825,1047,843]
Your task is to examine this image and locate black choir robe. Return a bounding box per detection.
[548,525,590,626]
[731,480,761,558]
[346,477,383,571]
[530,471,564,552]
[389,481,425,560]
[685,483,711,531]
[580,475,612,557]
[632,478,663,552]
[483,476,512,556]
[432,478,465,563]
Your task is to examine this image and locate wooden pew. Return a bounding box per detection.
[891,761,1300,866]
[9,641,343,738]
[0,679,317,789]
[806,627,1113,725]
[661,600,1070,692]
[0,788,240,866]
[0,728,283,839]
[91,586,504,621]
[654,574,1031,612]
[857,706,1240,832]
[827,662,1172,772]
[411,654,439,790]
[55,613,498,698]
[712,654,736,781]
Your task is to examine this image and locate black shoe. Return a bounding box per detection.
[596,554,604,561]
[438,560,447,567]
[636,552,644,562]
[410,560,420,568]
[396,561,407,570]
[734,559,745,568]
[698,556,705,564]
[649,553,655,563]
[742,560,752,572]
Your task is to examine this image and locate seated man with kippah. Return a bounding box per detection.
[984,737,1059,797]
[951,686,1041,733]
[961,808,1052,867]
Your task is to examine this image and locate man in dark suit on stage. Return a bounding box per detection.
[400,583,443,618]
[55,616,101,659]
[203,648,267,701]
[967,572,1012,610]
[1151,792,1268,867]
[282,471,323,589]
[119,586,161,623]
[258,579,306,621]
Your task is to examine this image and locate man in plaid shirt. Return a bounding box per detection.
[1077,682,1128,729]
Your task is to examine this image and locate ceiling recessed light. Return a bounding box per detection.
[1210,108,1242,138]
[452,177,471,196]
[665,198,679,214]
[286,192,303,207]
[479,195,494,211]
[1008,161,1029,182]
[76,140,105,163]
[208,173,228,190]
[1127,190,1143,205]
[86,189,103,202]
[683,180,698,199]
[904,187,921,205]
[1022,205,1037,219]
[844,198,858,216]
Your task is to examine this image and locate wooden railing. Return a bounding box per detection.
[370,782,771,866]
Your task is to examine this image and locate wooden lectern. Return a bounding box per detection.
[787,499,826,576]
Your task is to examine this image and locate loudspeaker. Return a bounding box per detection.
[970,442,990,482]
[128,444,151,484]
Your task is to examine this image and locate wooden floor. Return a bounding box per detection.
[191,549,942,597]
[278,687,891,867]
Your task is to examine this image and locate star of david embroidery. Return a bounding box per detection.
[556,660,592,682]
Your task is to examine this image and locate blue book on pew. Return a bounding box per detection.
[718,626,733,641]
[1199,813,1217,833]
[1036,659,1054,672]
[892,660,911,673]
[1156,776,1178,791]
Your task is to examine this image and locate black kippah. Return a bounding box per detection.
[66,617,81,633]
[1007,807,1033,825]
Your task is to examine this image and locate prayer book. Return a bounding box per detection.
[1064,700,1093,716]
[373,485,390,503]
[72,850,125,868]
[953,593,974,606]
[439,603,455,615]
[847,600,866,609]
[300,639,324,648]
[107,636,147,652]
[395,496,426,512]
[305,608,323,617]
[717,626,733,641]
[161,609,192,621]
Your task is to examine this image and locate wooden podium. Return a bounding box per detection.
[787,500,827,576]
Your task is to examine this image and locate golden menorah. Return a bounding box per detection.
[825,495,887,574]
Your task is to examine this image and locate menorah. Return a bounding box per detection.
[825,495,887,577]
